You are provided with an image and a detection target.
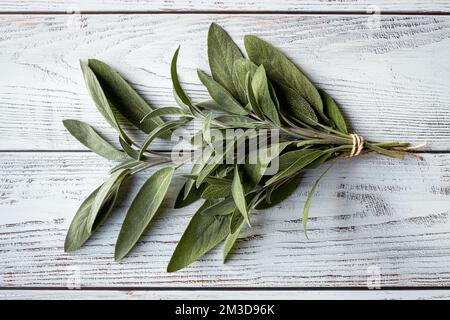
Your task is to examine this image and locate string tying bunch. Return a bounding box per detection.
[349,133,364,157]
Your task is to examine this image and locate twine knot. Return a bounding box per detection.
[349,133,364,157]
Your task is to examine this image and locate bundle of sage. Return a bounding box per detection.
[63,23,419,272]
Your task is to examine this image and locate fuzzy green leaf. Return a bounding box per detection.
[265,150,324,186]
[174,182,206,209]
[279,85,318,125]
[232,58,258,105]
[320,89,348,134]
[302,163,334,238]
[231,166,250,226]
[251,65,281,126]
[197,69,248,116]
[88,59,165,134]
[244,35,327,121]
[64,186,118,252]
[208,23,243,100]
[167,201,232,272]
[115,167,175,260]
[201,184,231,200]
[63,119,126,161]
[256,175,301,209]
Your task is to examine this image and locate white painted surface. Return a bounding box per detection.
[0,1,449,13]
[0,15,449,151]
[2,290,450,300]
[1,153,449,288]
[0,7,449,299]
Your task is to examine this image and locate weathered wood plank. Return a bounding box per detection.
[1,152,449,287]
[0,15,449,151]
[2,289,450,300]
[0,1,449,13]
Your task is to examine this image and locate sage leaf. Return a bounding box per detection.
[231,166,250,226]
[208,22,243,100]
[245,72,265,120]
[64,186,118,252]
[88,59,165,134]
[256,175,301,209]
[185,147,213,198]
[302,163,334,238]
[109,159,143,174]
[171,47,200,114]
[265,150,324,186]
[215,115,263,129]
[138,119,189,160]
[268,81,280,110]
[320,89,348,134]
[232,58,258,105]
[202,113,213,147]
[197,69,248,116]
[251,65,281,126]
[175,182,205,209]
[244,35,327,121]
[223,211,245,261]
[244,142,292,186]
[115,167,175,260]
[167,201,232,272]
[201,197,236,216]
[63,119,126,161]
[89,169,130,231]
[279,85,318,125]
[201,184,231,200]
[140,107,187,124]
[119,137,148,161]
[80,61,121,131]
[196,99,231,114]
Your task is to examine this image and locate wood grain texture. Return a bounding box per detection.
[0,1,449,13]
[0,15,450,151]
[1,152,449,288]
[2,289,450,300]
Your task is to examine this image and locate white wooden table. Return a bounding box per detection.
[1,1,450,300]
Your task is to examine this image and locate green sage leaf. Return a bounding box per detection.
[215,115,263,129]
[245,72,265,120]
[320,89,348,134]
[115,167,175,260]
[167,201,232,272]
[201,184,231,200]
[231,165,250,226]
[63,119,126,161]
[201,197,236,216]
[89,169,130,230]
[244,142,292,186]
[138,119,189,160]
[64,186,118,252]
[232,58,258,105]
[256,175,301,209]
[279,85,318,125]
[202,113,212,147]
[174,182,205,209]
[244,35,326,120]
[197,69,248,116]
[265,150,324,186]
[119,137,148,161]
[88,59,165,134]
[223,211,245,261]
[302,163,334,238]
[251,65,281,126]
[140,107,187,124]
[208,22,243,100]
[109,159,143,174]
